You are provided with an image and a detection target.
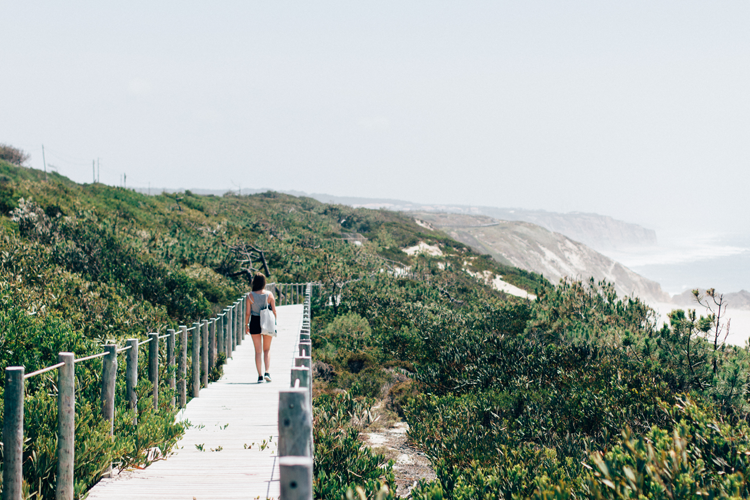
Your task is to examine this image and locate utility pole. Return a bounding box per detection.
[97,158,100,183]
[41,145,47,181]
[93,160,96,183]
[124,174,127,189]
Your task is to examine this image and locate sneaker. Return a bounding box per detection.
[264,372,272,383]
[257,375,264,384]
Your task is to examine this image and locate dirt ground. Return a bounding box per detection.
[362,405,436,497]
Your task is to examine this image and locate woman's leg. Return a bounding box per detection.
[262,335,273,373]
[251,334,263,377]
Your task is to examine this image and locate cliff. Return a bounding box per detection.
[414,212,670,304]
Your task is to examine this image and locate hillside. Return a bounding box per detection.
[3,160,750,500]
[135,190,657,252]
[0,160,544,498]
[290,192,657,251]
[412,211,669,304]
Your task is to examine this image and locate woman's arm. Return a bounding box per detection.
[268,291,277,316]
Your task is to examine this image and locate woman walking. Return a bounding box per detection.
[245,273,277,383]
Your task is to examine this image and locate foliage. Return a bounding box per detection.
[0,145,29,167]
[313,392,397,500]
[3,163,748,499]
[309,263,750,498]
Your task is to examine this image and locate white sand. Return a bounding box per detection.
[465,269,537,300]
[403,242,443,256]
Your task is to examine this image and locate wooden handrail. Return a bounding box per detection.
[279,283,315,500]
[24,362,65,379]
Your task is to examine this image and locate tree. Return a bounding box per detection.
[693,288,731,375]
[0,144,30,166]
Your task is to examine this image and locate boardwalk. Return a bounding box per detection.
[87,304,305,500]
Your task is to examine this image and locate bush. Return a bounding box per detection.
[0,144,29,166]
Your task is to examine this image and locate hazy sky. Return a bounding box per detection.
[2,1,749,233]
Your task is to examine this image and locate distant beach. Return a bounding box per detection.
[601,232,750,345]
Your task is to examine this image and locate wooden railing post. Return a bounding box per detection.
[290,366,311,412]
[241,296,246,341]
[57,353,75,499]
[148,333,159,409]
[201,321,208,387]
[225,308,231,357]
[298,341,311,358]
[237,298,242,345]
[126,338,139,422]
[2,367,24,500]
[230,305,236,353]
[279,457,313,500]
[240,296,245,342]
[167,328,176,407]
[101,345,117,479]
[192,322,200,397]
[216,314,224,358]
[178,325,187,408]
[225,311,230,357]
[295,356,312,372]
[102,345,117,432]
[278,389,312,457]
[209,319,216,371]
[235,301,240,348]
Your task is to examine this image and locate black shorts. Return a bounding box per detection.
[249,315,261,335]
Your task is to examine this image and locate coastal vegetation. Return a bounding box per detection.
[0,157,747,499]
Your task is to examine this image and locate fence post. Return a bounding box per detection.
[148,333,159,409]
[236,301,241,346]
[209,319,216,371]
[295,356,312,372]
[218,313,225,359]
[239,297,245,343]
[235,302,240,348]
[201,321,208,387]
[126,338,139,422]
[57,353,75,499]
[279,457,313,500]
[237,298,243,345]
[102,345,117,432]
[298,341,311,358]
[230,305,236,354]
[236,298,243,346]
[278,389,312,457]
[290,366,311,411]
[178,325,187,408]
[167,329,176,407]
[100,345,117,478]
[2,367,24,500]
[222,309,229,359]
[192,322,200,397]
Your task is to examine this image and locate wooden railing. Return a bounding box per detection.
[278,283,314,500]
[276,282,321,306]
[1,291,253,500]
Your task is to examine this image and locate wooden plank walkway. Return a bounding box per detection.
[87,304,305,500]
